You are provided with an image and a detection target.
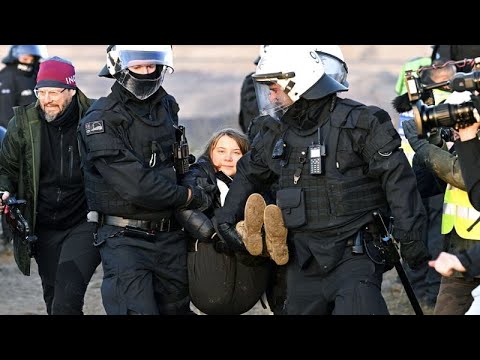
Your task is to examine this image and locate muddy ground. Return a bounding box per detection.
[0,45,433,315]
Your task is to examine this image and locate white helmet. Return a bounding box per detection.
[313,45,349,88]
[252,45,347,119]
[254,45,269,65]
[105,45,173,76]
[99,45,174,100]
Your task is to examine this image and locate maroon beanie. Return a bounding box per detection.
[36,56,76,89]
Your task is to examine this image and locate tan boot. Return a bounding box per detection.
[236,193,266,256]
[264,204,289,265]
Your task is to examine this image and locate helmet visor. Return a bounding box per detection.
[113,45,173,74]
[253,78,294,121]
[317,52,348,87]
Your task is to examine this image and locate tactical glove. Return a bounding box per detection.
[185,186,212,212]
[176,209,215,242]
[212,218,246,253]
[400,240,430,270]
[403,119,429,153]
[212,233,234,255]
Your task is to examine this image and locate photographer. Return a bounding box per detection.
[403,91,480,315]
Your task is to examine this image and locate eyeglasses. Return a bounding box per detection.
[34,88,67,100]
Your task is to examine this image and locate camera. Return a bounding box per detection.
[403,59,480,137]
[413,99,480,137]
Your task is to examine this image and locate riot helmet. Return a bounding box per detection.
[252,45,347,120]
[2,45,48,65]
[254,45,269,65]
[98,45,174,100]
[313,45,349,88]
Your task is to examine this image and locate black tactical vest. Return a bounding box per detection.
[277,98,387,232]
[82,95,178,220]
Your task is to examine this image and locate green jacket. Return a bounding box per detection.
[0,88,94,275]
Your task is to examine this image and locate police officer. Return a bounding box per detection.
[215,45,429,315]
[78,45,211,315]
[0,45,48,128]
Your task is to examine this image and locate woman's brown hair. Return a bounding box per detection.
[202,128,250,163]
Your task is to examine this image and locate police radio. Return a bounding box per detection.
[309,128,326,175]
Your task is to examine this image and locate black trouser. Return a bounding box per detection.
[35,221,100,315]
[95,224,192,315]
[286,247,389,315]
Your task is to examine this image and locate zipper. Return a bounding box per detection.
[59,128,63,178]
[68,145,73,180]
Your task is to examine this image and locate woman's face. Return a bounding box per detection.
[210,135,243,177]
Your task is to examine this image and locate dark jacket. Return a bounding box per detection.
[175,156,219,241]
[0,63,38,128]
[0,88,94,275]
[217,95,426,267]
[455,138,480,277]
[78,82,189,220]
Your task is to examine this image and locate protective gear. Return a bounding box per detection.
[186,185,212,212]
[313,45,349,88]
[2,45,48,64]
[400,240,430,269]
[253,45,269,65]
[252,45,347,120]
[214,220,246,253]
[99,45,174,100]
[276,99,388,232]
[176,209,215,242]
[441,184,480,240]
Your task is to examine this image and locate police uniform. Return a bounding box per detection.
[78,82,192,315]
[217,94,427,315]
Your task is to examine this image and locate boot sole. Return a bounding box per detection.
[242,193,266,256]
[264,204,289,265]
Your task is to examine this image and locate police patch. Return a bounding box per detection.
[85,120,105,135]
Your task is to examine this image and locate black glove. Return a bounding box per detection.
[185,186,212,212]
[175,209,215,242]
[400,240,430,270]
[212,234,234,255]
[403,119,429,153]
[212,218,246,253]
[426,127,443,147]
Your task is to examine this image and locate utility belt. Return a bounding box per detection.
[101,214,181,233]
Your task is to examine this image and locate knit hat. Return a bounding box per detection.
[36,56,76,89]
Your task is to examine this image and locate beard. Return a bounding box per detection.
[42,97,72,122]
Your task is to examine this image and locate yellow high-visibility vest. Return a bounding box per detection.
[442,184,480,240]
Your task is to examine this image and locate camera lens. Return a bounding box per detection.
[414,100,477,136]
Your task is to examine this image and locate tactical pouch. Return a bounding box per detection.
[276,188,306,229]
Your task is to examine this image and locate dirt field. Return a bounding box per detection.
[0,45,434,315]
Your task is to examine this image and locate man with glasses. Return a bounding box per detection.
[0,56,101,315]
